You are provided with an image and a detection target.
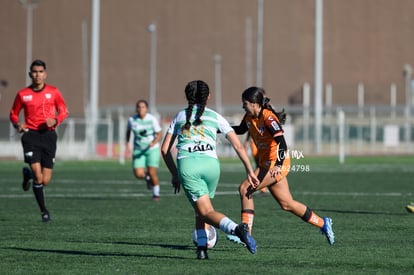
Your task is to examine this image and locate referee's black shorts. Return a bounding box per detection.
[21,130,57,169]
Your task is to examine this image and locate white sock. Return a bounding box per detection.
[219,217,238,235]
[153,185,160,196]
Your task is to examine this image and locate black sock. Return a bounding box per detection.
[32,182,47,213]
[301,206,312,222]
[145,172,153,183]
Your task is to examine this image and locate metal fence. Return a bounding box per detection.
[1,102,413,163]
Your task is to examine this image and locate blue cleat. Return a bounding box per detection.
[321,217,335,245]
[234,223,256,254]
[226,234,246,246]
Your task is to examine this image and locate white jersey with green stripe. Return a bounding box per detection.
[127,113,162,150]
[167,106,234,160]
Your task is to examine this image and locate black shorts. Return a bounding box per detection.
[21,130,57,169]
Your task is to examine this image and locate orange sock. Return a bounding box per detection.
[302,207,324,228]
[242,210,254,234]
[307,211,325,228]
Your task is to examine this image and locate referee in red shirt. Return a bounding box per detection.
[10,59,69,222]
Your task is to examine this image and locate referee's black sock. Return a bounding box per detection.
[32,182,47,213]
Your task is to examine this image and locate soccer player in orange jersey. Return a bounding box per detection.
[228,86,335,246]
[243,89,273,194]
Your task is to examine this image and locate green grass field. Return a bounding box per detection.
[1,156,413,274]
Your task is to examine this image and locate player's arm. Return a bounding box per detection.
[9,95,27,132]
[151,131,163,147]
[150,118,163,147]
[265,113,287,168]
[161,132,180,193]
[274,135,287,166]
[125,128,131,144]
[226,131,260,189]
[161,132,177,175]
[232,115,248,135]
[53,90,69,126]
[268,133,288,179]
[125,121,133,152]
[244,133,251,151]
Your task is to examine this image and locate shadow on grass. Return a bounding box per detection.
[315,208,408,216]
[66,240,192,250]
[65,240,236,253]
[3,245,189,259]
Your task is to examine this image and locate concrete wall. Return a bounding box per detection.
[1,0,414,118]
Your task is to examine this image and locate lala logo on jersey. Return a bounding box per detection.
[23,95,32,101]
[188,141,213,153]
[45,93,52,99]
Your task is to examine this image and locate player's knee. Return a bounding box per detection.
[279,201,292,211]
[40,177,51,186]
[239,180,249,192]
[134,171,146,179]
[199,208,215,218]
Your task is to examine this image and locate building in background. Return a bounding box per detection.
[1,0,414,158]
[1,0,413,118]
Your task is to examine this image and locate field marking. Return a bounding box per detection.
[1,177,412,199]
[219,163,414,173]
[0,190,411,199]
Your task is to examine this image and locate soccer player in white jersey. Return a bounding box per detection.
[161,80,260,259]
[126,99,162,201]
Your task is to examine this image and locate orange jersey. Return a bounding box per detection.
[244,108,285,169]
[250,137,258,159]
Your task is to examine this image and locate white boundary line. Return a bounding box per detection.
[1,190,411,199]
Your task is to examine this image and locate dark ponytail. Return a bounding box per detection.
[183,80,210,130]
[263,97,286,125]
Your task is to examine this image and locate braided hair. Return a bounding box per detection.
[242,86,286,124]
[182,80,210,130]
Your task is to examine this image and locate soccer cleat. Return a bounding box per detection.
[41,211,51,222]
[226,235,246,246]
[234,223,257,254]
[406,204,414,213]
[22,167,33,191]
[321,217,335,245]
[152,195,160,202]
[196,246,208,260]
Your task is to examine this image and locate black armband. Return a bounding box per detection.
[232,115,248,135]
[232,125,247,135]
[274,135,287,166]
